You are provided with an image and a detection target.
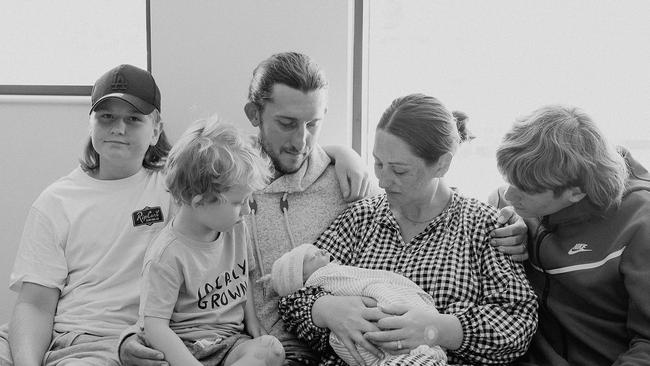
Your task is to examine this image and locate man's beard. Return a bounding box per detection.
[259,134,304,177]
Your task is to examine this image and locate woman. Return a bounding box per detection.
[279,94,537,366]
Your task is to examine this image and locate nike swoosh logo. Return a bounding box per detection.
[568,247,592,255]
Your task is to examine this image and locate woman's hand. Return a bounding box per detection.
[120,333,167,366]
[313,295,384,365]
[364,303,462,355]
[490,206,529,261]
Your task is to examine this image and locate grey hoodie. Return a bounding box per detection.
[246,144,353,342]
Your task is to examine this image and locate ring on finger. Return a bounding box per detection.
[396,339,402,350]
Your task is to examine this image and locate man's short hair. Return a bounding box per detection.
[247,52,328,111]
[496,105,627,210]
[165,117,271,205]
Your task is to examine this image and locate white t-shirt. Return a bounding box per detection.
[139,221,249,342]
[10,167,172,337]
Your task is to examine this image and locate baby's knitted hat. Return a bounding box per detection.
[271,244,315,297]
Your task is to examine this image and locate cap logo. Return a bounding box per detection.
[111,72,128,91]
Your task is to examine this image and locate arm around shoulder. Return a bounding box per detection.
[490,206,532,262]
[322,144,372,202]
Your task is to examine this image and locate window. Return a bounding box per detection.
[358,0,650,201]
[0,0,149,96]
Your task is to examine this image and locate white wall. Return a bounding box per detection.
[0,1,355,324]
[0,97,90,323]
[151,1,355,146]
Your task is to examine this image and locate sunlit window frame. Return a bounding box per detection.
[0,0,151,96]
[352,0,368,159]
[352,0,650,194]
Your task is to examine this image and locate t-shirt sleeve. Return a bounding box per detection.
[10,206,68,292]
[140,253,182,320]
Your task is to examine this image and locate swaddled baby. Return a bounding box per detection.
[271,244,447,366]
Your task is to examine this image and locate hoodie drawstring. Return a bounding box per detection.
[281,192,297,249]
[248,198,266,277]
[249,192,298,282]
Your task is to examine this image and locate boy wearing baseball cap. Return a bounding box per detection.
[91,64,162,115]
[0,64,173,365]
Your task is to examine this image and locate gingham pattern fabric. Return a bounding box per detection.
[279,192,538,366]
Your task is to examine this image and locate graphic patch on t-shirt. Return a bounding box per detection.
[132,206,164,227]
[198,260,248,309]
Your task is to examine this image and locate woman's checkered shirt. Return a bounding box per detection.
[279,192,538,366]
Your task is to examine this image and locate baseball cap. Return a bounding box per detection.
[90,64,161,114]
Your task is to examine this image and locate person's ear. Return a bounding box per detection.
[190,194,204,208]
[245,102,261,127]
[433,152,454,177]
[564,187,586,203]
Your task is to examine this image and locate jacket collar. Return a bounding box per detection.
[542,198,604,230]
[260,144,331,194]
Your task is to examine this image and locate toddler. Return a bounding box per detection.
[139,118,283,366]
